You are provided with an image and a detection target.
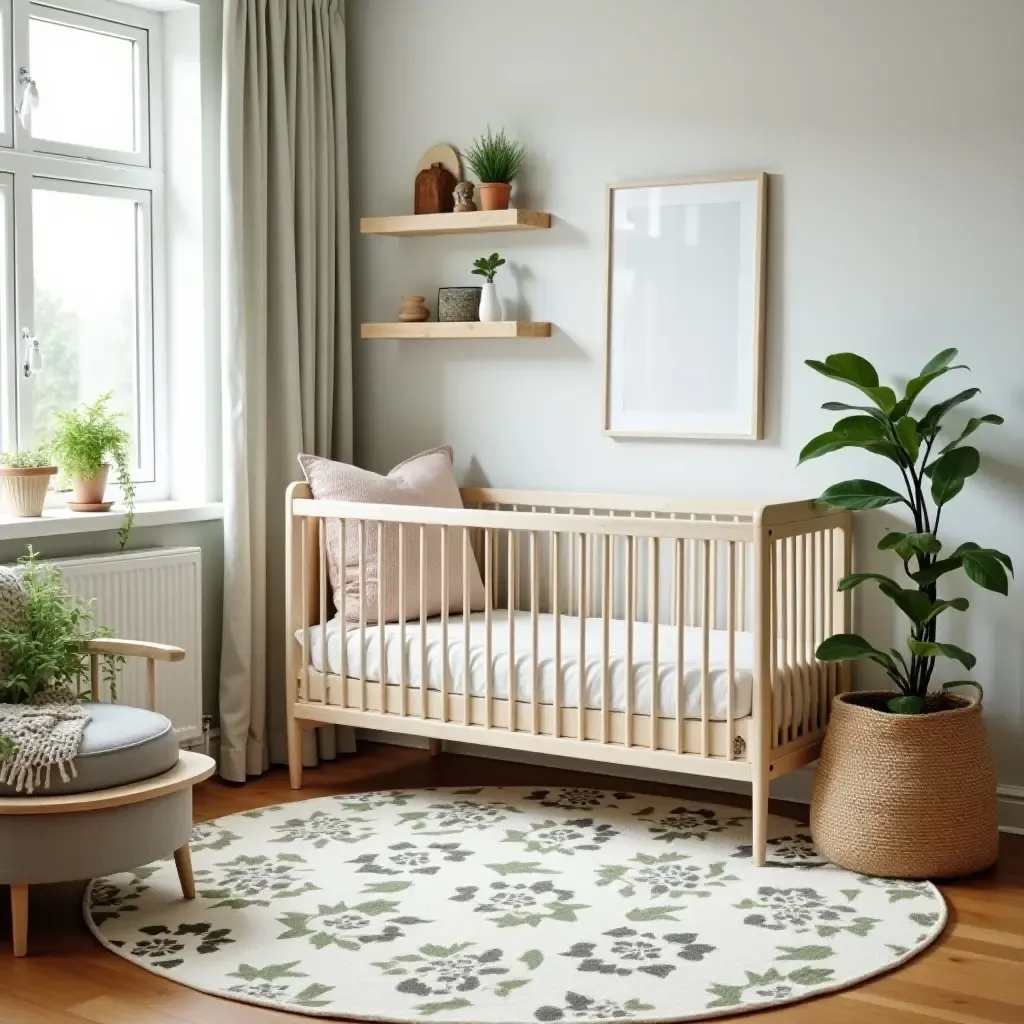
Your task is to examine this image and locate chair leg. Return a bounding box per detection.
[10,884,28,957]
[287,715,303,790]
[428,738,442,758]
[751,764,769,867]
[174,844,195,900]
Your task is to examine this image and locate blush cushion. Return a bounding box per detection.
[298,447,487,628]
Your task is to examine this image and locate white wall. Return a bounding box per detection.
[347,0,1024,793]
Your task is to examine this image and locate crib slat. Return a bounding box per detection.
[601,534,611,744]
[770,539,778,747]
[318,519,326,702]
[378,521,387,715]
[675,537,685,755]
[301,519,309,702]
[577,533,588,741]
[625,534,635,747]
[553,531,562,739]
[440,525,449,724]
[508,529,516,733]
[463,527,472,727]
[484,527,493,729]
[708,539,717,632]
[826,527,836,712]
[358,520,367,710]
[700,538,711,757]
[808,531,818,733]
[788,536,798,742]
[727,539,736,759]
[398,523,406,717]
[419,524,427,720]
[549,512,557,613]
[338,519,348,682]
[649,537,659,750]
[736,522,747,632]
[531,531,540,734]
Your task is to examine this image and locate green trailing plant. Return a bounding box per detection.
[48,392,135,548]
[471,252,505,284]
[0,548,123,707]
[0,446,53,469]
[463,126,526,184]
[801,349,1012,714]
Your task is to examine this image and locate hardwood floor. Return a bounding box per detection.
[1,742,1021,1023]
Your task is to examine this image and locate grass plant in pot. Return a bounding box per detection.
[49,392,135,549]
[463,126,526,211]
[802,349,1010,878]
[0,447,57,518]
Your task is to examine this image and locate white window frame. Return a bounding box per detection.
[0,0,12,150]
[0,0,167,498]
[19,0,152,168]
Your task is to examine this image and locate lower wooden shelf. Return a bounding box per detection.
[360,321,551,340]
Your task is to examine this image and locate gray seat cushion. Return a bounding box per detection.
[0,703,179,797]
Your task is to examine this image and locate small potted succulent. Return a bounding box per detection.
[49,392,136,548]
[463,126,526,211]
[0,447,57,518]
[471,252,506,322]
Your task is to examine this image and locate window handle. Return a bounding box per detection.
[17,68,39,129]
[21,328,42,377]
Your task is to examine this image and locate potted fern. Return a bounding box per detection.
[0,447,57,517]
[463,126,526,211]
[49,393,136,548]
[801,349,1009,878]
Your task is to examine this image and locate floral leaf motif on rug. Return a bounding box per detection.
[84,787,946,1023]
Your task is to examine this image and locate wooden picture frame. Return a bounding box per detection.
[603,172,768,440]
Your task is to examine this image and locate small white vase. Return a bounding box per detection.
[478,282,503,322]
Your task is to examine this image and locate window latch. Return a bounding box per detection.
[17,68,39,129]
[21,328,42,378]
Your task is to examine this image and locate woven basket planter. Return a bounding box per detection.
[0,466,56,517]
[811,690,998,879]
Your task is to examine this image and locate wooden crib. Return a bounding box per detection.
[284,485,852,865]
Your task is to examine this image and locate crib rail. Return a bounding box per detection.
[285,485,851,783]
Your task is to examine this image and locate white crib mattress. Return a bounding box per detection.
[296,611,754,721]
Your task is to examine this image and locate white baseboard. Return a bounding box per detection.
[354,729,1024,834]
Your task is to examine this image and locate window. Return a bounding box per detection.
[0,0,164,495]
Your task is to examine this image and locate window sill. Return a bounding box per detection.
[0,501,224,540]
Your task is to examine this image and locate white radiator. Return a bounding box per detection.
[50,547,203,742]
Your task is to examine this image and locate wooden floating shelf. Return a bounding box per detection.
[360,209,551,236]
[361,321,551,340]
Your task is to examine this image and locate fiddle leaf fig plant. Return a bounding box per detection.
[471,252,505,284]
[801,349,1012,714]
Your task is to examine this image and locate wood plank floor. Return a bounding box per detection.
[1,742,1021,1023]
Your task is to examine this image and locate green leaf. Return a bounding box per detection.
[910,556,964,586]
[520,949,543,970]
[928,446,979,506]
[886,695,926,714]
[908,639,977,671]
[776,945,835,961]
[816,480,907,511]
[797,431,849,465]
[834,415,889,442]
[960,550,1009,595]
[920,348,959,375]
[895,417,920,463]
[821,401,889,424]
[837,572,900,592]
[954,543,1013,574]
[877,582,934,624]
[415,999,473,1016]
[806,353,879,387]
[626,905,682,922]
[787,966,836,987]
[919,387,981,437]
[361,881,413,893]
[877,531,941,560]
[486,861,557,876]
[940,413,1003,453]
[903,364,968,407]
[495,980,529,997]
[816,634,899,676]
[922,597,969,623]
[864,440,910,466]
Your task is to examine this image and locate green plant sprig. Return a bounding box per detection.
[0,446,54,469]
[801,348,1012,714]
[0,548,123,706]
[471,252,505,284]
[48,392,135,549]
[463,126,526,184]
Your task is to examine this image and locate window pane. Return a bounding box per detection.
[29,16,137,152]
[32,188,140,462]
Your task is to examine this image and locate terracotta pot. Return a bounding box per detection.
[70,464,110,506]
[0,466,57,517]
[811,690,998,878]
[477,182,512,211]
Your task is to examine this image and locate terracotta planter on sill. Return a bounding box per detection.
[811,690,998,879]
[477,183,512,211]
[70,464,111,508]
[0,465,57,517]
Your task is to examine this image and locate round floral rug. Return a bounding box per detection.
[84,787,945,1022]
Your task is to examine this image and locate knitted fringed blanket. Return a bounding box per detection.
[0,691,90,794]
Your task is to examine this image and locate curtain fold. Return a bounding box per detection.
[219,0,354,782]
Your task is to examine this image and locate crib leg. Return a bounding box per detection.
[751,763,769,866]
[428,739,442,758]
[287,714,303,790]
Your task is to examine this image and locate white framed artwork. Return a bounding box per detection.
[603,173,768,440]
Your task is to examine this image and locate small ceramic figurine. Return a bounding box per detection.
[453,180,477,213]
